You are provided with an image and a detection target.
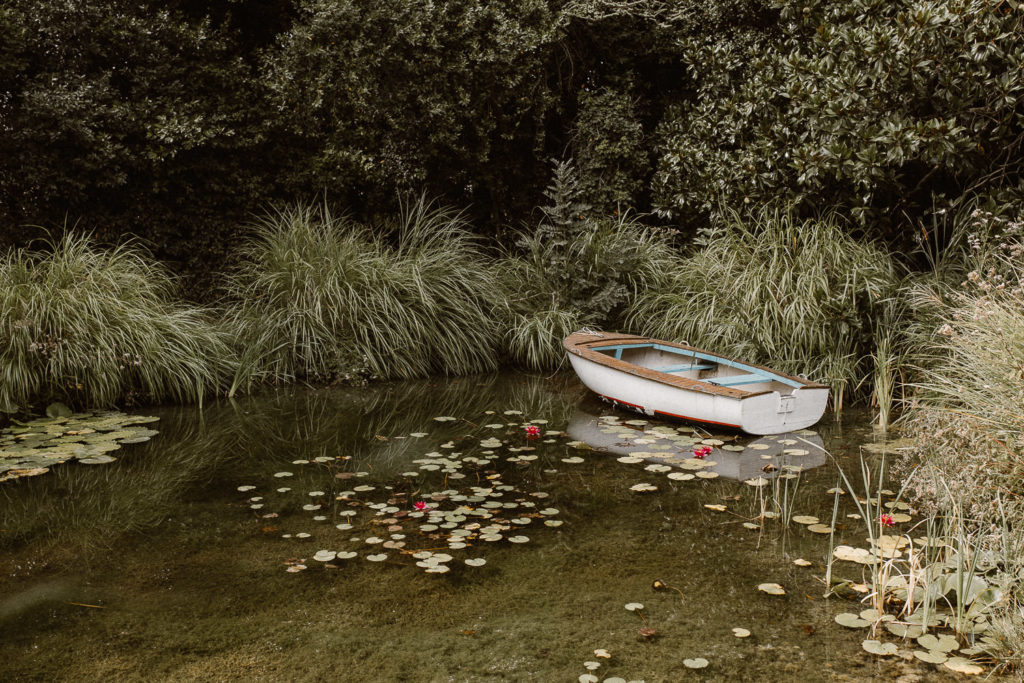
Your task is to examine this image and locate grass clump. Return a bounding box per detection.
[0,234,230,410]
[501,161,679,370]
[226,197,504,389]
[628,206,900,410]
[895,210,1024,671]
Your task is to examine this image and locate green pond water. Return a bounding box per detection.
[0,372,961,681]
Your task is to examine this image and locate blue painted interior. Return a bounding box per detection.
[595,343,801,388]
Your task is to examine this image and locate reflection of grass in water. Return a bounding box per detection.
[222,372,581,470]
[0,412,244,555]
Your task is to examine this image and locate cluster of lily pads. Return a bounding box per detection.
[582,414,820,495]
[237,411,571,574]
[0,403,159,482]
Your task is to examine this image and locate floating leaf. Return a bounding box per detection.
[943,658,983,675]
[792,558,812,567]
[757,583,785,595]
[464,558,486,567]
[792,516,819,525]
[583,661,601,671]
[668,472,695,481]
[835,613,871,629]
[862,640,898,656]
[913,650,948,664]
[273,471,293,478]
[917,634,959,653]
[624,603,644,611]
[578,675,598,683]
[885,622,923,639]
[313,550,336,562]
[703,504,727,512]
[79,455,116,464]
[594,649,611,658]
[366,553,388,562]
[732,628,750,638]
[806,524,834,534]
[508,535,529,544]
[683,658,709,669]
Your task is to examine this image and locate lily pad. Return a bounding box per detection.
[624,603,644,611]
[464,558,486,567]
[683,658,709,669]
[862,640,898,656]
[732,628,750,638]
[835,613,871,629]
[757,583,785,595]
[917,633,958,653]
[943,657,983,675]
[913,650,948,664]
[79,455,117,464]
[365,553,388,562]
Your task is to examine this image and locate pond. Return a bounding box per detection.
[0,372,961,681]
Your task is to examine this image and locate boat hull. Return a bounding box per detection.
[566,346,828,435]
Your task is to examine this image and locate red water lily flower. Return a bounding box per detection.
[693,446,712,459]
[414,501,430,511]
[525,425,541,439]
[879,514,895,527]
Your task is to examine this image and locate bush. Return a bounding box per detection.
[0,234,230,410]
[226,197,506,389]
[652,0,1024,237]
[627,206,900,409]
[500,162,679,369]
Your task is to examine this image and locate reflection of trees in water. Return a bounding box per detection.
[0,372,586,554]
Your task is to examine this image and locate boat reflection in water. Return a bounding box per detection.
[566,403,826,481]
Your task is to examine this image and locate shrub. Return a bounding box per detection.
[226,197,505,389]
[500,161,679,369]
[627,206,900,409]
[0,234,230,410]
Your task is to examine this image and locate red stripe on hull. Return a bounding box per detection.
[598,393,741,430]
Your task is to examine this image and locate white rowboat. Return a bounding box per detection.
[564,331,829,435]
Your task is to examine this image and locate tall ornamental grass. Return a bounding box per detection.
[226,198,505,390]
[502,210,679,371]
[0,234,230,410]
[628,207,900,410]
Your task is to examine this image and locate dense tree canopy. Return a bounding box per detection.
[2,0,1021,286]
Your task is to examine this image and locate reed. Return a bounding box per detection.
[0,233,230,410]
[226,197,505,390]
[628,206,900,410]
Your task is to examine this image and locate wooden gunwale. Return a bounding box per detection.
[563,331,828,400]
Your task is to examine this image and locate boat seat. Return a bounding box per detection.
[708,373,771,386]
[654,363,716,373]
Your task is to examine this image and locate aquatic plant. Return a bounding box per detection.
[226,196,504,390]
[0,233,230,410]
[628,206,900,410]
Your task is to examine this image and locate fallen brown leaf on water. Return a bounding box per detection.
[262,526,278,533]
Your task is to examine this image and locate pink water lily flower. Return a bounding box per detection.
[879,514,895,527]
[414,501,430,511]
[693,446,712,459]
[525,425,541,439]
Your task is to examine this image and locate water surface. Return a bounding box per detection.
[0,373,958,681]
